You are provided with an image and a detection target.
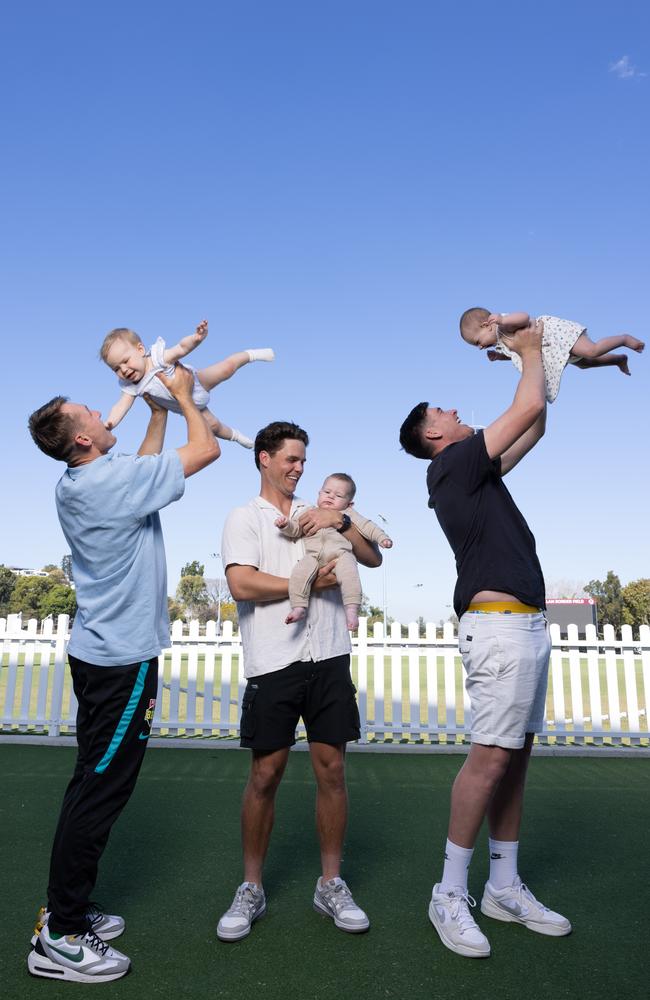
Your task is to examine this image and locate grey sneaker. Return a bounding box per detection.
[217,882,266,941]
[428,884,490,958]
[481,877,572,936]
[27,924,130,983]
[31,903,125,945]
[313,877,370,933]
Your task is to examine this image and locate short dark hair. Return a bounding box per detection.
[254,421,309,469]
[28,396,78,463]
[325,473,356,500]
[459,306,490,340]
[399,401,432,459]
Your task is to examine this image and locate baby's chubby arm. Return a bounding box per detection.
[348,509,393,548]
[163,319,209,365]
[488,311,531,333]
[105,392,135,429]
[274,513,305,539]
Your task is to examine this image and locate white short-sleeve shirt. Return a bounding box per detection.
[221,496,352,678]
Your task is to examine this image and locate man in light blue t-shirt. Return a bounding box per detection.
[27,365,219,984]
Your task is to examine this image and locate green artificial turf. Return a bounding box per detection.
[0,746,647,999]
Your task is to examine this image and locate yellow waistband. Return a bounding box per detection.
[467,601,541,614]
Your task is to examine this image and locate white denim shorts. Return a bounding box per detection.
[458,611,551,749]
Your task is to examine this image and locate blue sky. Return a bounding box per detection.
[1,1,648,623]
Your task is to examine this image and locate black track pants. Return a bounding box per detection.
[46,655,159,934]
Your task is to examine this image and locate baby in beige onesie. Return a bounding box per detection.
[275,473,393,630]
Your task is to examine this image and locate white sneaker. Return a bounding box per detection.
[481,877,571,936]
[217,883,266,941]
[31,903,125,945]
[27,924,130,983]
[313,877,370,933]
[428,884,491,958]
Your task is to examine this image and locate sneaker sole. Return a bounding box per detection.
[217,903,266,942]
[27,949,130,983]
[428,901,490,958]
[480,897,572,937]
[313,898,370,933]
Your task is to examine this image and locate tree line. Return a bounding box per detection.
[0,559,77,620]
[2,560,648,635]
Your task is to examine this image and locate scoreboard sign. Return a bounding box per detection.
[545,598,597,637]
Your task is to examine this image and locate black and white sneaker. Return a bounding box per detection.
[32,903,125,944]
[27,924,130,983]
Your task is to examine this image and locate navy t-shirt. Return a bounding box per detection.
[426,430,545,618]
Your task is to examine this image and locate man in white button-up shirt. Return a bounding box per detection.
[217,421,382,941]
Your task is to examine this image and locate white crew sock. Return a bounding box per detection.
[246,348,275,363]
[488,838,519,889]
[230,428,254,449]
[439,839,474,892]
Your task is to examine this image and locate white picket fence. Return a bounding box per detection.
[1,614,648,747]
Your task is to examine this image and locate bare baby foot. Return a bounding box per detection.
[345,606,359,631]
[624,336,644,353]
[617,356,631,376]
[285,607,306,624]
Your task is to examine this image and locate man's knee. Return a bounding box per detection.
[464,745,511,790]
[312,746,346,792]
[248,752,287,798]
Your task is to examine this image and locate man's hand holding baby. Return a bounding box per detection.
[299,507,345,536]
[155,362,195,402]
[501,318,544,358]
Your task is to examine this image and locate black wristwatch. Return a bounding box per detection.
[337,514,352,533]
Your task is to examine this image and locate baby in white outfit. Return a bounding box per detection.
[100,320,274,447]
[460,307,644,402]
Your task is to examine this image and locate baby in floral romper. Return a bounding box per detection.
[459,307,644,402]
[275,473,393,630]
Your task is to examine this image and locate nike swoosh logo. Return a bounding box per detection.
[49,943,85,963]
[138,732,150,741]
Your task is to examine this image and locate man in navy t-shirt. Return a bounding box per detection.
[27,365,219,983]
[400,319,571,959]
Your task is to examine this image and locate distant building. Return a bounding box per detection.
[546,598,597,638]
[7,566,49,578]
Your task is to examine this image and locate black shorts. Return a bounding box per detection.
[239,653,360,751]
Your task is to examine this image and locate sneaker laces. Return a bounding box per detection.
[321,879,356,915]
[228,884,260,919]
[75,930,110,956]
[512,879,547,913]
[449,890,479,934]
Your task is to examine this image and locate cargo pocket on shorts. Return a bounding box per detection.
[240,684,258,740]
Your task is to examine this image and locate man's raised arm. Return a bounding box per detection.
[137,395,168,456]
[155,364,220,477]
[483,319,546,475]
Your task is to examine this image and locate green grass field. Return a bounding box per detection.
[0,746,648,1000]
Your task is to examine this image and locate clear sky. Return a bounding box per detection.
[1,1,648,623]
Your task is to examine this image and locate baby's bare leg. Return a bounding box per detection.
[571,332,644,359]
[574,354,631,376]
[202,408,253,448]
[197,352,253,392]
[197,348,275,392]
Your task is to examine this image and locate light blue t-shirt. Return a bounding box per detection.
[56,449,185,666]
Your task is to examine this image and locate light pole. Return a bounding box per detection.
[210,552,223,633]
[377,513,389,634]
